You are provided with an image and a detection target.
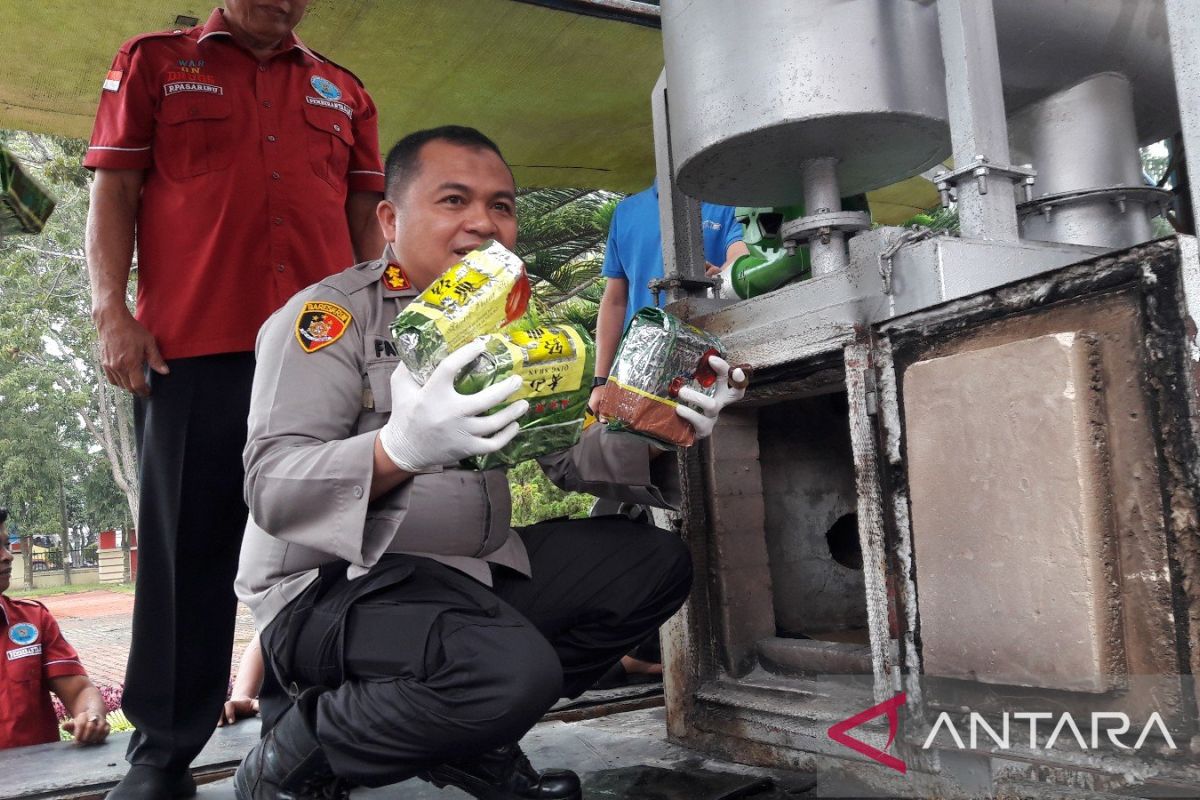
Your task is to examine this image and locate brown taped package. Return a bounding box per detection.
[597,307,726,448]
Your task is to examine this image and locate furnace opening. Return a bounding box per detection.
[758,392,869,646]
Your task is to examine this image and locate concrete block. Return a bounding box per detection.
[904,332,1117,692]
[714,407,760,429]
[712,495,769,570]
[709,424,761,463]
[708,457,766,498]
[716,563,778,674]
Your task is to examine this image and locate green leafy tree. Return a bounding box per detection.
[0,131,135,542]
[515,187,619,333]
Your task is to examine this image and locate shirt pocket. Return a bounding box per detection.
[363,355,398,421]
[6,651,41,683]
[302,103,354,190]
[156,94,234,180]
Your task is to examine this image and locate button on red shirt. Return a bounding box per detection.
[84,8,386,359]
[0,595,87,749]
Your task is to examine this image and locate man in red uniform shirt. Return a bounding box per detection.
[0,509,110,750]
[83,2,385,796]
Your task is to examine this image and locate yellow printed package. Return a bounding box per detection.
[454,324,595,469]
[390,240,531,383]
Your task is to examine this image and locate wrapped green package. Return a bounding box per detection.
[0,147,55,236]
[455,323,595,470]
[390,240,530,383]
[598,307,726,448]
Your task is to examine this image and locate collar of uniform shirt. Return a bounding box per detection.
[195,7,324,63]
[379,244,419,298]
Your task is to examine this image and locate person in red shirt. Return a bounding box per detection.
[82,2,385,796]
[0,509,110,750]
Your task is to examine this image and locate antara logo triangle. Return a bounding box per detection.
[827,692,907,774]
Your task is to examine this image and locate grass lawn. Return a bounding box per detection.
[8,581,135,598]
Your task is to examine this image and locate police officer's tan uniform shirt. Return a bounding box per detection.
[236,250,681,631]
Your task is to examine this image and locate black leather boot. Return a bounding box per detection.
[423,743,582,800]
[233,688,348,800]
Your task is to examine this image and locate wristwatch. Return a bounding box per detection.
[591,376,609,389]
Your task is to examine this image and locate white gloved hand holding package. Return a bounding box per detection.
[378,339,528,472]
[674,355,747,441]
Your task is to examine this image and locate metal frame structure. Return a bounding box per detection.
[655,1,1200,795]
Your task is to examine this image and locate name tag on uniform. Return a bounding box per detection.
[7,644,42,660]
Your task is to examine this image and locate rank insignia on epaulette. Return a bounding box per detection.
[382,264,410,291]
[295,301,352,353]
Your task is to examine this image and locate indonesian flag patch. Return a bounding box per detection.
[103,70,123,92]
[295,301,352,353]
[382,263,410,291]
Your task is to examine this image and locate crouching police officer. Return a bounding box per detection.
[233,126,747,799]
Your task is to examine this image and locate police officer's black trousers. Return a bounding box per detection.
[261,516,693,788]
[125,354,254,771]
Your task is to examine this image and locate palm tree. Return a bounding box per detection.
[514,187,620,333]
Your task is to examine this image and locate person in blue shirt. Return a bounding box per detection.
[590,184,747,414]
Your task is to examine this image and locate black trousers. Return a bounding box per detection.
[124,354,254,771]
[261,516,693,788]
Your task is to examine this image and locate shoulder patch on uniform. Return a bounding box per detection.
[295,301,352,353]
[9,622,39,646]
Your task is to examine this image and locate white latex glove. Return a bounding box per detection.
[378,339,528,472]
[675,355,747,441]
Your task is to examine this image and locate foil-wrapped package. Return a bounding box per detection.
[598,308,726,447]
[0,147,55,236]
[455,323,595,470]
[390,240,530,383]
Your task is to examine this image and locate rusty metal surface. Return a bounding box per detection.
[843,343,895,705]
[662,441,718,741]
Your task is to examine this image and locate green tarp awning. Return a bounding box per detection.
[0,0,937,218]
[0,0,664,192]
